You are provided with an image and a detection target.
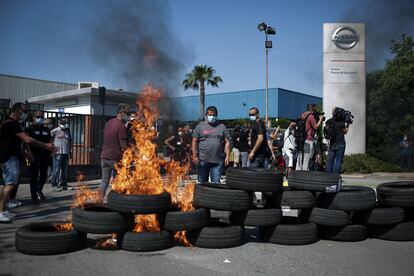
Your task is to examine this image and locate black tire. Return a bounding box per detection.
[230,208,282,227]
[72,205,135,234]
[226,167,283,192]
[353,207,405,225]
[118,230,173,252]
[267,191,316,209]
[308,207,350,227]
[193,183,251,211]
[261,223,318,245]
[368,221,414,241]
[187,223,245,248]
[108,191,171,214]
[377,181,414,207]
[318,225,367,242]
[15,221,87,255]
[288,171,341,192]
[316,186,376,211]
[160,208,210,231]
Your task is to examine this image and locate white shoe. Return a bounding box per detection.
[6,201,19,209]
[9,199,23,207]
[4,210,16,218]
[0,212,11,222]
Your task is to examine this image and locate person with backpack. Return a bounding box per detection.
[325,107,349,173]
[295,104,325,171]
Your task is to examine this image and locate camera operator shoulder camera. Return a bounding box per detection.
[323,107,354,147]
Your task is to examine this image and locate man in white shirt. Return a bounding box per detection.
[282,122,296,178]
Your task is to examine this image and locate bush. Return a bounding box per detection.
[341,154,402,174]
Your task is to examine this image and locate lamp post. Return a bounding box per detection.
[257,22,276,125]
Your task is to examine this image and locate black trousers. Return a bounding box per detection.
[30,156,50,195]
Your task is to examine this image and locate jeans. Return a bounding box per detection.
[296,140,315,171]
[30,156,50,195]
[248,154,266,168]
[327,144,346,173]
[99,159,117,196]
[51,154,69,188]
[240,151,249,167]
[198,160,223,183]
[0,156,20,185]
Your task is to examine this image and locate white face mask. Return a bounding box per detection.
[178,131,184,136]
[206,115,217,124]
[19,112,28,123]
[249,115,256,121]
[35,118,44,125]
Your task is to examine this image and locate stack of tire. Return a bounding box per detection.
[362,181,414,241]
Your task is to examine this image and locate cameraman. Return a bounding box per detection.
[326,107,350,173]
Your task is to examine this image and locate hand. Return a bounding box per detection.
[46,143,57,152]
[320,116,326,122]
[248,152,254,160]
[272,154,276,160]
[225,156,230,166]
[192,155,199,165]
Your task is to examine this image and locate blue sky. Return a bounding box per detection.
[0,0,412,97]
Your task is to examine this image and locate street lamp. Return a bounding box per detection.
[257,22,276,125]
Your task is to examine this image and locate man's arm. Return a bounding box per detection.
[16,132,55,152]
[164,135,176,150]
[191,137,199,164]
[224,137,230,165]
[250,134,264,156]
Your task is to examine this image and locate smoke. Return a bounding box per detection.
[86,0,192,96]
[341,0,414,71]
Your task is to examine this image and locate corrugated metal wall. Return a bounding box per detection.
[278,88,323,120]
[0,74,77,106]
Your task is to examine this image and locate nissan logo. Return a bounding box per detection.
[331,26,359,50]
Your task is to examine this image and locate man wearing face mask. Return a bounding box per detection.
[26,111,52,204]
[98,103,129,197]
[248,107,268,168]
[50,117,72,191]
[192,106,230,183]
[0,103,56,222]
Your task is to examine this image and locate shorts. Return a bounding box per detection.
[283,151,294,168]
[232,148,241,163]
[0,156,20,185]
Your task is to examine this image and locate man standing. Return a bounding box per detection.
[400,134,412,171]
[0,103,55,222]
[98,103,129,197]
[326,107,349,173]
[26,111,52,204]
[282,122,297,178]
[50,117,72,191]
[248,107,268,168]
[296,104,325,171]
[192,106,230,183]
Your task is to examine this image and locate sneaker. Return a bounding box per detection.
[0,212,11,222]
[51,187,62,192]
[10,199,23,207]
[3,210,16,218]
[6,201,19,209]
[325,185,338,193]
[37,191,46,200]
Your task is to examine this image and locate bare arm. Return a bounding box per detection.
[191,137,199,164]
[224,138,230,160]
[164,136,176,150]
[267,140,275,156]
[251,134,264,156]
[16,132,54,151]
[270,126,280,140]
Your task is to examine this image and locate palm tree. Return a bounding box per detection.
[182,65,223,119]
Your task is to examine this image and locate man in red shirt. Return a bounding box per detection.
[296,104,325,171]
[98,103,129,197]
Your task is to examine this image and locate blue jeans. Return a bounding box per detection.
[327,144,346,173]
[0,156,20,185]
[51,154,69,188]
[198,160,224,183]
[248,154,266,168]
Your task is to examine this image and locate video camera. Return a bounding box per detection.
[314,111,325,122]
[333,107,354,125]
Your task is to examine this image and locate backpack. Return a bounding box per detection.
[294,113,312,152]
[323,118,336,142]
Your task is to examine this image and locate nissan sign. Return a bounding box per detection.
[331,26,359,50]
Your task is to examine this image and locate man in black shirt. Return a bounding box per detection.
[0,103,55,222]
[326,107,349,173]
[238,124,250,167]
[26,111,52,204]
[248,107,268,168]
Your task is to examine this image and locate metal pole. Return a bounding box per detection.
[265,34,269,125]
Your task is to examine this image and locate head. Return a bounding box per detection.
[183,124,191,133]
[307,104,317,113]
[33,110,44,125]
[205,106,218,124]
[116,103,131,123]
[249,107,259,121]
[10,102,28,123]
[44,118,54,130]
[59,117,69,129]
[177,127,184,136]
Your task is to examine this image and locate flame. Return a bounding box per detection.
[55,222,73,231]
[133,214,160,233]
[94,233,118,250]
[175,231,193,248]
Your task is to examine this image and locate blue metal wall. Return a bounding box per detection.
[170,88,321,121]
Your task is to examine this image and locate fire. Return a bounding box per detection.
[94,233,118,250]
[133,214,160,233]
[174,231,193,248]
[55,222,73,231]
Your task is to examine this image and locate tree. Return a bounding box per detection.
[182,65,223,119]
[367,35,414,163]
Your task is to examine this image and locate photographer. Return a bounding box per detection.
[325,107,350,173]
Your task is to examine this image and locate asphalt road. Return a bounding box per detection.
[1,178,414,276]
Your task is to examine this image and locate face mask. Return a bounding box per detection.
[178,131,184,136]
[249,115,256,121]
[19,112,28,123]
[35,118,44,125]
[122,115,130,123]
[206,115,217,124]
[60,124,67,129]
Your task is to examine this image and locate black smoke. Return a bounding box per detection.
[342,0,414,71]
[86,0,192,95]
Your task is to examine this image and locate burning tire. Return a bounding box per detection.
[107,191,171,214]
[160,208,210,231]
[318,224,367,242]
[118,230,173,252]
[230,208,282,227]
[316,186,376,211]
[193,183,251,211]
[377,181,414,207]
[187,221,245,248]
[72,205,135,234]
[261,223,318,245]
[288,171,341,192]
[15,221,87,255]
[226,167,283,192]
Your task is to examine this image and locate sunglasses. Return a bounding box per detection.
[249,113,256,116]
[35,116,43,119]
